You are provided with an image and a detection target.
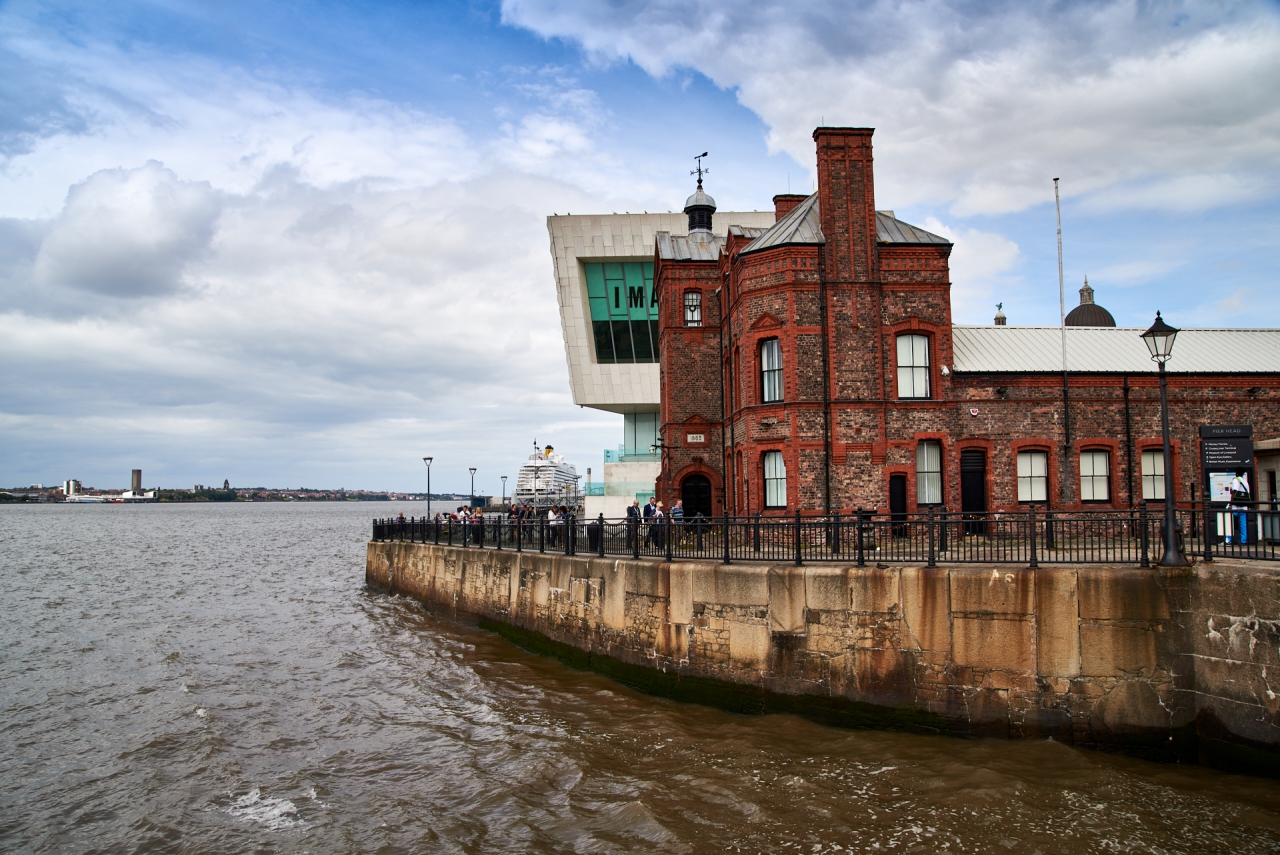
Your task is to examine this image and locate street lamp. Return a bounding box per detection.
[1141,312,1188,567]
[501,475,507,506]
[423,457,433,519]
[469,467,477,508]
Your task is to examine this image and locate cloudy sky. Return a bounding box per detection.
[2,0,1278,494]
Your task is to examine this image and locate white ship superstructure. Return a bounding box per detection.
[512,443,580,507]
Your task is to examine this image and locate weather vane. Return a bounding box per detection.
[691,152,709,188]
[996,302,1003,311]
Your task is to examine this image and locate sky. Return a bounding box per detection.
[1,0,1278,494]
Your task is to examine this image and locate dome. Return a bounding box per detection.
[684,187,716,211]
[1065,278,1116,327]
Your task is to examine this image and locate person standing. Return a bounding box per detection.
[649,501,665,549]
[671,500,684,545]
[626,499,641,548]
[1228,471,1251,545]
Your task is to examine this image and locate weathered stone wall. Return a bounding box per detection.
[367,541,1280,774]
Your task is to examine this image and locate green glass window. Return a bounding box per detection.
[584,261,657,364]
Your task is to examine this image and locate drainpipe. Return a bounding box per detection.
[818,244,833,514]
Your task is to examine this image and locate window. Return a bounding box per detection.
[684,291,702,327]
[1080,450,1110,502]
[763,451,787,508]
[896,334,931,399]
[760,338,783,403]
[583,261,657,364]
[1017,451,1048,502]
[916,441,942,505]
[1141,450,1165,500]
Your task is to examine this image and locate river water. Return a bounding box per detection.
[3,502,1280,854]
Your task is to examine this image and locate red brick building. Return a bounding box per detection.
[654,127,1280,519]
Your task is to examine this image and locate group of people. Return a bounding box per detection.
[626,496,694,549]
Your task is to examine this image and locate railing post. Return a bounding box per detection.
[1139,501,1150,567]
[794,509,803,566]
[939,506,949,552]
[1202,485,1214,563]
[516,517,522,552]
[831,510,841,555]
[665,514,673,562]
[448,518,454,547]
[539,515,545,554]
[1045,507,1056,551]
[927,505,937,568]
[1028,504,1039,569]
[598,513,606,557]
[496,515,502,550]
[632,516,640,560]
[856,507,866,567]
[434,517,440,545]
[722,510,731,565]
[695,515,704,552]
[566,513,574,556]
[753,512,761,553]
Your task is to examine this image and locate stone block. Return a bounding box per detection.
[728,621,770,670]
[805,566,849,611]
[627,561,660,597]
[952,616,1034,672]
[1193,655,1280,712]
[1080,624,1158,676]
[1078,568,1170,621]
[850,566,899,613]
[693,565,769,606]
[531,570,550,608]
[950,567,1034,615]
[1036,568,1080,677]
[601,560,627,630]
[1092,680,1170,739]
[966,688,1010,738]
[901,566,950,652]
[669,562,695,625]
[769,566,806,633]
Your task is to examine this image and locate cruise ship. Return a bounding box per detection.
[511,443,581,508]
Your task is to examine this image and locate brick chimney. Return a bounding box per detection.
[813,127,876,283]
[772,194,809,221]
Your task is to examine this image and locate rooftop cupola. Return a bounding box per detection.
[994,303,1007,326]
[684,152,716,242]
[1065,276,1117,327]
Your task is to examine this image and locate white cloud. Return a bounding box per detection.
[1091,258,1187,288]
[920,217,1020,322]
[504,0,1280,215]
[33,161,220,297]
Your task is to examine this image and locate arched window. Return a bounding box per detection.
[760,338,783,403]
[763,451,787,508]
[1017,450,1049,503]
[896,334,931,399]
[1080,450,1111,502]
[684,291,702,327]
[916,441,942,505]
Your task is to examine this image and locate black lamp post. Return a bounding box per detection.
[423,457,433,519]
[469,467,477,508]
[1140,312,1189,566]
[501,475,507,506]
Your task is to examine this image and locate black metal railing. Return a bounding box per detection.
[372,502,1280,566]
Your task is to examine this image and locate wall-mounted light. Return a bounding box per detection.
[996,387,1009,399]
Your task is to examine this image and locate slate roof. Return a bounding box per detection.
[952,326,1280,374]
[739,194,950,255]
[656,232,723,262]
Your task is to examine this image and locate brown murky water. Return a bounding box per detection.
[3,502,1280,853]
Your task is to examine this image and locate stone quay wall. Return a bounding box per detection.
[367,541,1280,774]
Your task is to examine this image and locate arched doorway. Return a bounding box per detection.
[681,474,713,519]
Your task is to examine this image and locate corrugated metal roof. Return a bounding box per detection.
[876,212,950,245]
[740,193,824,254]
[656,231,723,261]
[728,225,767,240]
[952,326,1280,374]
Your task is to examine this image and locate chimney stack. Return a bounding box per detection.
[813,127,877,282]
[132,469,142,493]
[772,194,809,221]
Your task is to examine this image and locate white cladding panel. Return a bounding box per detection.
[549,211,776,413]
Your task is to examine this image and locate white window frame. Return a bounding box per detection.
[1080,450,1111,503]
[760,338,783,403]
[1017,450,1049,503]
[684,290,702,327]
[1141,450,1165,501]
[763,451,787,509]
[916,441,942,505]
[896,334,931,399]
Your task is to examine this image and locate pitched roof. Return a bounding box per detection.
[740,193,824,254]
[656,232,723,262]
[739,194,950,256]
[952,326,1280,374]
[876,212,950,245]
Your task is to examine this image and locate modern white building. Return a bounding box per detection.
[548,207,775,517]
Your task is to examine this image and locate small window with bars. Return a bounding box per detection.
[684,290,702,327]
